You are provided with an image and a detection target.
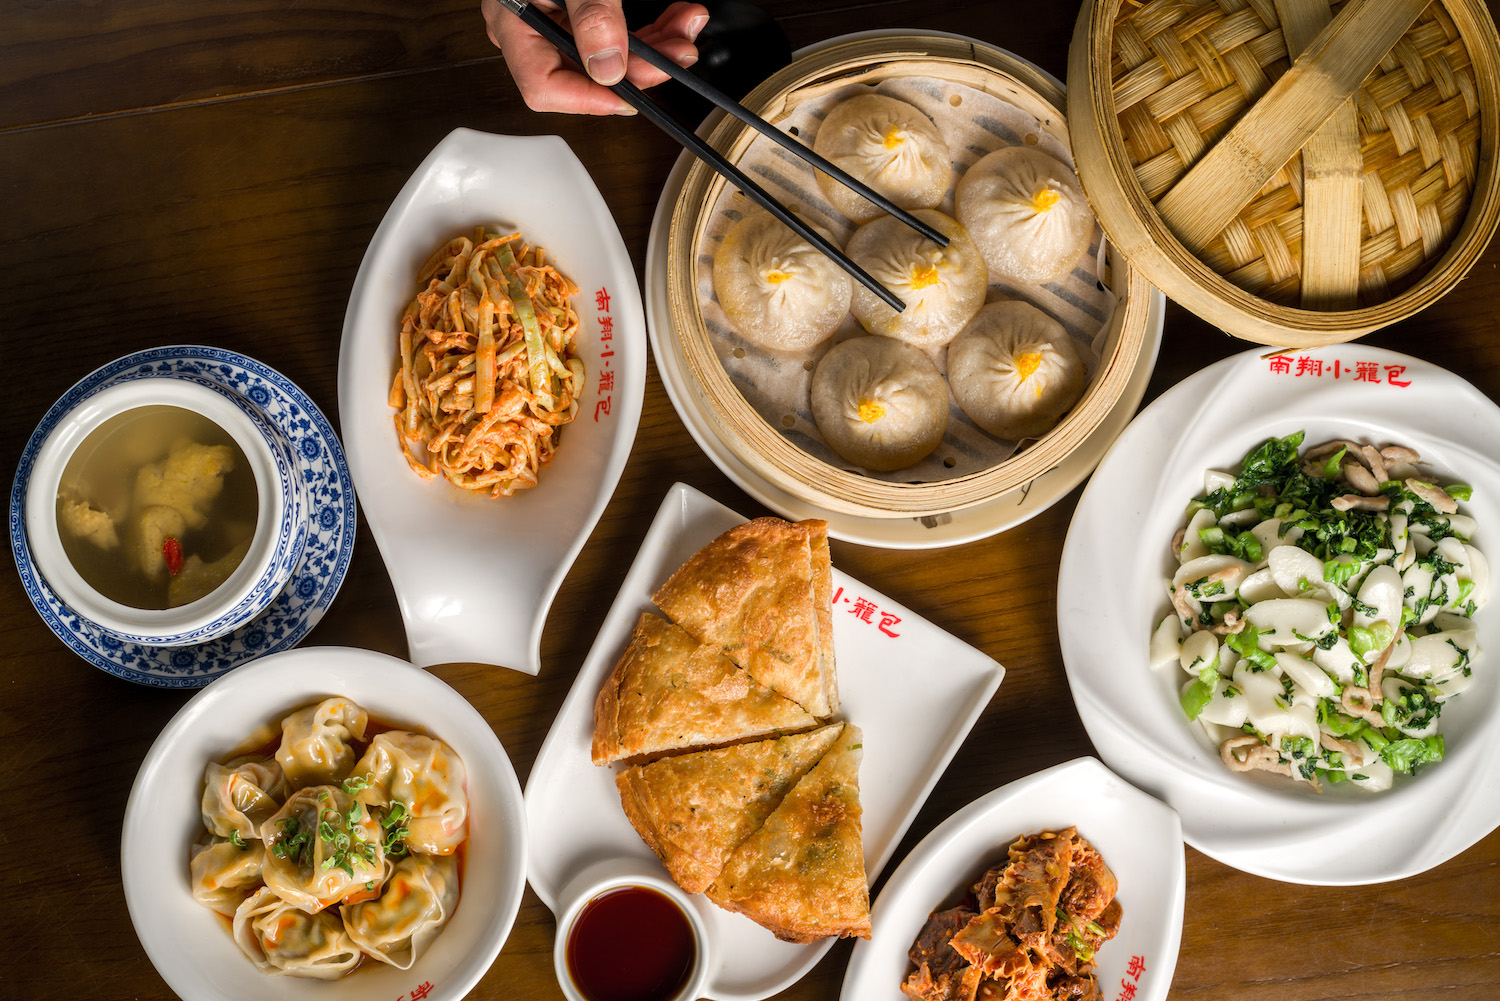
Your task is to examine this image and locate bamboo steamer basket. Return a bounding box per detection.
[1068,0,1500,348]
[666,36,1154,520]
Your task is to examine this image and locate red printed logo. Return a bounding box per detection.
[831,586,901,638]
[594,286,614,421]
[1267,355,1410,387]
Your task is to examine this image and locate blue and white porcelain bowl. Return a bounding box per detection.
[23,376,307,647]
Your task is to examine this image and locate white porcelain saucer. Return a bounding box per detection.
[644,32,1165,549]
[9,346,355,688]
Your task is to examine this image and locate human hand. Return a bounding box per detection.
[483,0,709,115]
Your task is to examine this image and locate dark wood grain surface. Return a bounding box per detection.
[3,1,1498,999]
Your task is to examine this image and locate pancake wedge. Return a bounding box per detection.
[653,518,838,717]
[592,612,819,765]
[706,723,870,943]
[615,724,845,894]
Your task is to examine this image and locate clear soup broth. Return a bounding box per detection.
[55,404,259,610]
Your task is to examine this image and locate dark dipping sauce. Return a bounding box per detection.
[566,885,696,1001]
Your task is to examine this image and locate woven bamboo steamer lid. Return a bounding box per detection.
[1068,0,1500,348]
[666,35,1154,519]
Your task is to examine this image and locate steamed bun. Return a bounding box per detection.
[812,94,950,224]
[956,146,1094,285]
[846,210,987,350]
[811,336,948,472]
[712,210,854,352]
[947,300,1087,441]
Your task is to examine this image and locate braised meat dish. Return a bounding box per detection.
[902,827,1121,1001]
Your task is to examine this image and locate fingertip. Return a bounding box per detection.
[524,67,641,116]
[568,0,630,68]
[658,2,710,40]
[585,48,626,86]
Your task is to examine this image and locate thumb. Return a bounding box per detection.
[565,0,629,86]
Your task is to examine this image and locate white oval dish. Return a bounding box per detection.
[1059,345,1500,884]
[551,857,715,1001]
[524,482,1005,1000]
[25,377,302,646]
[338,127,645,674]
[122,645,527,1001]
[840,757,1184,1001]
[643,34,1165,549]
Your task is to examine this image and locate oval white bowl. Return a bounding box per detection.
[121,646,527,1001]
[338,128,645,674]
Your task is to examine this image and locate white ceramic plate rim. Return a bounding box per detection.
[840,756,1185,1001]
[121,646,527,1001]
[643,31,1165,549]
[523,482,1005,1000]
[8,345,355,687]
[1059,344,1500,884]
[338,127,644,673]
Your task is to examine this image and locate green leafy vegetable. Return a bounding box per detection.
[1380,734,1445,774]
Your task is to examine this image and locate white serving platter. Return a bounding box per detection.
[338,128,644,674]
[525,482,1005,1000]
[1059,345,1500,884]
[841,757,1184,1001]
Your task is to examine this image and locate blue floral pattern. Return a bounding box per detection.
[9,346,356,688]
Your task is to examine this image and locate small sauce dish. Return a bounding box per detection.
[24,377,306,646]
[552,858,713,1001]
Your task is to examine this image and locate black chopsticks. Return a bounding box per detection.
[623,34,950,249]
[496,0,943,313]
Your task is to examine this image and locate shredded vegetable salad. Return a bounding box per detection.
[390,227,585,497]
[1151,432,1486,792]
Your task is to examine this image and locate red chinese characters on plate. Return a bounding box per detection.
[391,980,435,1001]
[1114,954,1146,1001]
[831,585,902,638]
[595,287,615,421]
[1266,355,1411,387]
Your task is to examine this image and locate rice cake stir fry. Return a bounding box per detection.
[903,827,1121,1001]
[1153,432,1487,792]
[391,227,585,497]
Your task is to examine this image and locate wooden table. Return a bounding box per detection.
[3,1,1498,999]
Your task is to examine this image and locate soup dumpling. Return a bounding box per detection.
[956,146,1094,285]
[233,886,362,979]
[349,730,469,856]
[190,837,266,917]
[201,754,288,843]
[846,210,987,350]
[812,94,950,224]
[275,697,369,789]
[712,210,852,352]
[948,300,1087,441]
[811,336,948,472]
[260,785,386,911]
[343,854,460,970]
